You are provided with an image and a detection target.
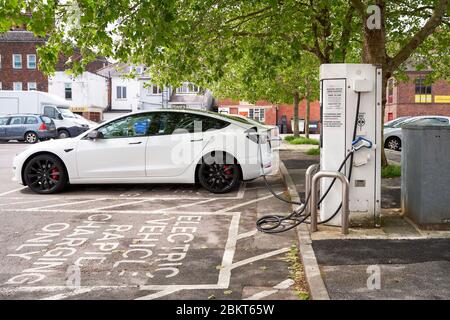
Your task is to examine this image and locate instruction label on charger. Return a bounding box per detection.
[323,80,345,128]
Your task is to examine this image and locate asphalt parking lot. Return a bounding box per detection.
[0,142,300,300]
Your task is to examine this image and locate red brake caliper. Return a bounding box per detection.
[223,165,232,175]
[50,168,59,181]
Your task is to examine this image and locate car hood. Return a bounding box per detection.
[22,138,78,154]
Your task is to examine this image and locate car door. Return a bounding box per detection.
[145,112,227,177]
[75,113,153,179]
[0,117,9,138]
[5,116,25,140]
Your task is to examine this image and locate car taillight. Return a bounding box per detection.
[38,122,47,131]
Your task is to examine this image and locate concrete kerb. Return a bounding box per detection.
[279,161,330,300]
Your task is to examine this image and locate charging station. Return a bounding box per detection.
[320,64,382,227]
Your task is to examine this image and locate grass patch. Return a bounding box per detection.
[283,245,309,300]
[381,164,401,178]
[284,135,319,145]
[306,147,320,156]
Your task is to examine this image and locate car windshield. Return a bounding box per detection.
[58,107,75,118]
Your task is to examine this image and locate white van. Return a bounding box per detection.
[0,91,89,138]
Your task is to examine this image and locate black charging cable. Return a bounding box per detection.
[256,92,362,233]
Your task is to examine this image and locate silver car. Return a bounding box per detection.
[384,116,450,151]
[0,114,58,143]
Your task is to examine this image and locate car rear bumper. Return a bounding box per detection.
[37,130,58,139]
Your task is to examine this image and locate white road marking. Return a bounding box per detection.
[229,247,290,270]
[273,279,295,290]
[135,289,180,300]
[87,199,151,211]
[0,208,237,215]
[216,193,282,213]
[236,230,258,240]
[41,288,94,300]
[0,198,57,207]
[29,198,107,211]
[243,279,294,300]
[0,186,27,197]
[149,198,217,213]
[243,290,278,300]
[236,182,246,199]
[217,213,241,288]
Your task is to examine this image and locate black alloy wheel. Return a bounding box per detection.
[198,152,241,194]
[23,154,67,194]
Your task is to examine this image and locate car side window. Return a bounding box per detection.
[97,114,155,139]
[25,117,39,124]
[43,106,57,119]
[9,116,25,125]
[155,112,229,135]
[0,117,8,125]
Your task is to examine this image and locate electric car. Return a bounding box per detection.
[384,115,450,151]
[12,109,273,194]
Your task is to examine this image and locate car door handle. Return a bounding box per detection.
[190,139,203,142]
[129,141,142,145]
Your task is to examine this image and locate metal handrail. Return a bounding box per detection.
[305,164,320,216]
[310,171,350,235]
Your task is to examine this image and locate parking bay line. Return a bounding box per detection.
[27,198,108,211]
[215,192,283,213]
[0,186,27,197]
[148,198,217,213]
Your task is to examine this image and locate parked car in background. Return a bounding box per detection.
[0,91,89,139]
[384,116,450,151]
[13,109,273,194]
[74,114,98,128]
[384,116,411,129]
[0,114,57,143]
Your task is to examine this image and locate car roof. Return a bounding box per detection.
[1,113,41,117]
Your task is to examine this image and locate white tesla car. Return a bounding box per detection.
[12,109,273,194]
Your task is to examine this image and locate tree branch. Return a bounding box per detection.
[349,0,366,16]
[389,0,449,71]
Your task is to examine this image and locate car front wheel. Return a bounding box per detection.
[23,154,68,194]
[198,152,241,194]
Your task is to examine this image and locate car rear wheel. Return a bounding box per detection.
[58,129,70,139]
[24,132,38,144]
[24,154,68,194]
[386,137,401,151]
[198,152,241,194]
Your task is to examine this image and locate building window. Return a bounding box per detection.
[13,82,23,91]
[249,108,265,123]
[28,82,37,91]
[13,54,22,69]
[64,83,72,100]
[415,76,432,103]
[0,82,2,90]
[27,54,37,69]
[147,84,162,95]
[116,86,127,99]
[176,83,200,94]
[387,79,394,104]
[0,54,2,68]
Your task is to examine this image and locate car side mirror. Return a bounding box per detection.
[87,130,104,140]
[57,113,64,120]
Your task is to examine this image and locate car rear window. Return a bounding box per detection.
[25,117,39,124]
[41,116,53,124]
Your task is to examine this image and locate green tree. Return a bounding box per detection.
[2,0,448,164]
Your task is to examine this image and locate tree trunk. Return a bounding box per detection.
[305,89,311,139]
[360,0,389,167]
[293,91,300,137]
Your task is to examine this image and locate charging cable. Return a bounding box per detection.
[256,92,368,233]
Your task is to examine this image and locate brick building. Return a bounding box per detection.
[0,30,47,92]
[385,70,450,122]
[218,99,321,134]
